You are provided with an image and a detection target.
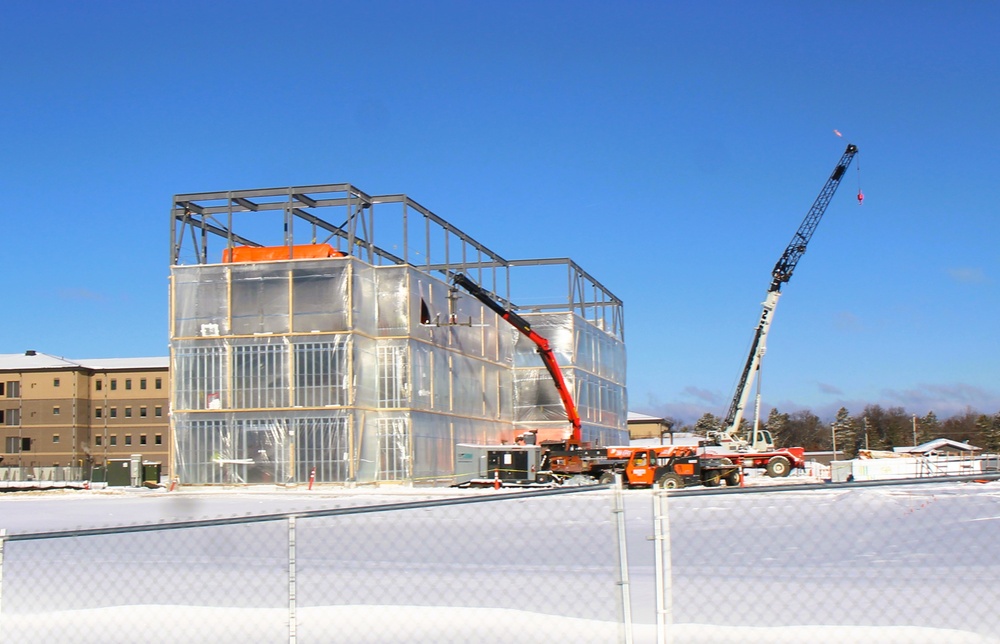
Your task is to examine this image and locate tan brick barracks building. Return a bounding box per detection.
[0,351,169,478]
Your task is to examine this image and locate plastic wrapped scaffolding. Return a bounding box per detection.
[171,257,528,485]
[170,200,627,486]
[512,312,627,447]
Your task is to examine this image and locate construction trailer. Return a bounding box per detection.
[169,184,627,486]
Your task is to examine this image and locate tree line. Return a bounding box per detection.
[681,406,1000,458]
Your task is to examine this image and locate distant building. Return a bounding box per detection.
[0,351,169,479]
[627,412,674,441]
[892,438,981,457]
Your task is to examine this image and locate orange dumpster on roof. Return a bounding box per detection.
[222,243,346,263]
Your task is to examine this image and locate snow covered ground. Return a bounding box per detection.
[2,479,1000,643]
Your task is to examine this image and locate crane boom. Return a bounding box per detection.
[717,143,858,449]
[452,273,583,443]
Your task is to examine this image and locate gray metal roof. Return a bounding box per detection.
[893,438,982,454]
[0,352,168,372]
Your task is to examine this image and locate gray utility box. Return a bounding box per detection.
[454,444,542,487]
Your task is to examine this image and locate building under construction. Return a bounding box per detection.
[170,184,626,485]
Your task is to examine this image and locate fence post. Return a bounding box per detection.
[0,528,6,619]
[612,474,634,644]
[653,490,673,644]
[288,516,297,644]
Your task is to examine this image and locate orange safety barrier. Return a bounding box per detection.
[222,243,346,263]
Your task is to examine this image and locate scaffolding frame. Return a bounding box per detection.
[171,183,624,340]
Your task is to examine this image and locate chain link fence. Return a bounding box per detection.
[3,475,1000,643]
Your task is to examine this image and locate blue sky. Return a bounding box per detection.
[2,1,997,424]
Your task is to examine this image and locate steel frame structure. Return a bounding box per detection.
[171,183,624,340]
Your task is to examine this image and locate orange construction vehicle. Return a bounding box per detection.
[452,274,738,489]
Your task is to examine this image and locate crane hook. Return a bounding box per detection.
[857,189,864,205]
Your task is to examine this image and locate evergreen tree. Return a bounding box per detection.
[918,411,940,444]
[831,407,857,459]
[983,412,1000,453]
[765,407,789,445]
[693,412,722,436]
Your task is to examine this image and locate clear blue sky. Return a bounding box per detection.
[3,1,997,424]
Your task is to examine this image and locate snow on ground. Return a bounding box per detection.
[1,605,995,644]
[3,479,1000,643]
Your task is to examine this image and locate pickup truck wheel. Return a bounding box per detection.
[599,471,615,485]
[659,473,684,489]
[766,456,791,478]
[703,474,721,487]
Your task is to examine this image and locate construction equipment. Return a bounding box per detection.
[451,273,738,489]
[452,273,582,445]
[454,442,739,489]
[704,143,859,475]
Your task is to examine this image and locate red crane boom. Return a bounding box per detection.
[452,273,582,443]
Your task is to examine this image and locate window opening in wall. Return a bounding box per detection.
[155,406,162,417]
[233,343,288,409]
[155,434,162,445]
[140,406,147,418]
[125,379,132,390]
[95,436,103,446]
[110,408,117,418]
[294,340,350,407]
[140,435,147,445]
[294,416,350,482]
[140,378,147,390]
[5,381,19,398]
[54,378,60,387]
[96,380,103,391]
[376,417,409,481]
[125,407,132,418]
[53,435,60,443]
[175,346,227,410]
[125,435,132,446]
[5,436,30,452]
[377,345,408,408]
[155,377,162,390]
[53,406,60,415]
[95,408,103,419]
[0,382,4,396]
[110,379,117,391]
[110,436,117,446]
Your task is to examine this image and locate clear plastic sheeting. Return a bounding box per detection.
[512,312,627,447]
[170,256,627,486]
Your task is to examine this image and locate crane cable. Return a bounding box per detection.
[856,152,864,205]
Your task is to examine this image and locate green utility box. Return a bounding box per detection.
[107,459,133,486]
[142,462,162,486]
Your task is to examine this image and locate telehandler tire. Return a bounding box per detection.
[658,473,685,489]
